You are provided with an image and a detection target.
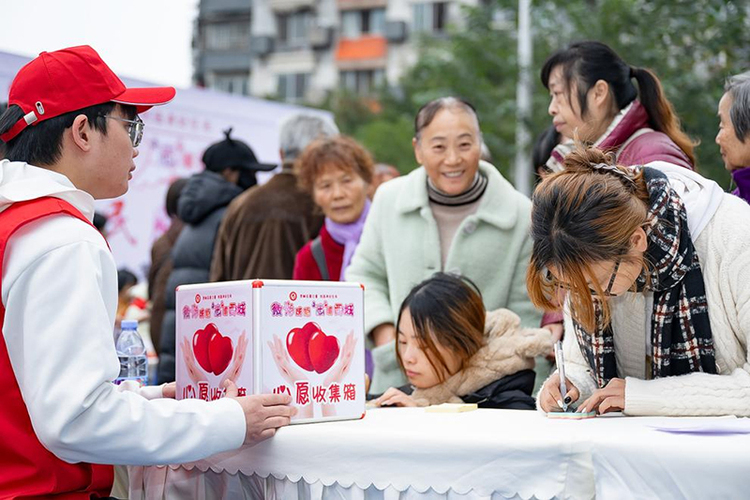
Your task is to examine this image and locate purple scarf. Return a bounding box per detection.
[325,198,371,280]
[732,167,750,205]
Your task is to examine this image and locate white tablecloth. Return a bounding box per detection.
[126,409,750,500]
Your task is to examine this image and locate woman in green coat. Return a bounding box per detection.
[347,97,542,393]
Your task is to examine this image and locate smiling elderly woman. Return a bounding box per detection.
[346,97,542,393]
[527,145,750,417]
[716,71,750,204]
[292,135,374,282]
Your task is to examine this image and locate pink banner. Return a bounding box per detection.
[0,50,333,279]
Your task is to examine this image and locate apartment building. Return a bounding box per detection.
[193,0,480,103]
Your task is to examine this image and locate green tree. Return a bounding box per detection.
[542,0,750,185]
[327,0,750,187]
[353,116,415,171]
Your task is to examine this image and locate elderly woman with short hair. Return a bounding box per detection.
[716,71,750,204]
[293,135,375,281]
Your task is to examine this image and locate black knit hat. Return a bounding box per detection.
[202,128,276,173]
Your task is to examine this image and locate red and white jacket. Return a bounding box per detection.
[0,160,246,498]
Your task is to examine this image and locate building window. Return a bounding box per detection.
[277,10,312,48]
[341,11,361,38]
[211,73,250,95]
[340,69,384,95]
[369,9,386,35]
[341,8,386,38]
[278,73,310,102]
[204,22,250,50]
[412,2,447,33]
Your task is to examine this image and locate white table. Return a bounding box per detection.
[126,408,750,499]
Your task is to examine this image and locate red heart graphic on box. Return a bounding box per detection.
[309,330,339,373]
[208,332,233,375]
[192,323,217,373]
[286,322,339,373]
[286,322,316,371]
[192,323,234,375]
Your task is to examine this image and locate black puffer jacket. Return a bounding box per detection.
[158,171,243,383]
[397,369,537,410]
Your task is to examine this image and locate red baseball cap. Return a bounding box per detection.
[0,45,176,142]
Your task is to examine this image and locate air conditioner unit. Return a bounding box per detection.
[251,36,275,56]
[385,21,407,43]
[310,26,334,50]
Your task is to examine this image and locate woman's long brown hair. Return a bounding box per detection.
[526,145,651,331]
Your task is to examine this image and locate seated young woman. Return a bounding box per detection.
[370,273,552,410]
[528,145,750,417]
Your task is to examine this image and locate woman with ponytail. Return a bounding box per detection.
[527,144,750,417]
[541,41,696,173]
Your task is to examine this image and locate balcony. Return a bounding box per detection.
[269,0,315,13]
[337,0,388,11]
[199,51,254,73]
[335,35,387,70]
[199,0,252,16]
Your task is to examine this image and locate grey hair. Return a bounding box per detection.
[725,71,750,143]
[414,96,482,144]
[279,114,339,161]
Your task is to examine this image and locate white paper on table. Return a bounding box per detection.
[648,416,750,435]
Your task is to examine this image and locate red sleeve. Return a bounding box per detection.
[293,241,322,281]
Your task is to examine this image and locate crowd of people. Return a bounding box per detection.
[0,40,748,498]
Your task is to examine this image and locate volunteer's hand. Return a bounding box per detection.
[578,378,625,415]
[224,379,297,445]
[372,387,418,407]
[162,382,176,399]
[538,372,580,412]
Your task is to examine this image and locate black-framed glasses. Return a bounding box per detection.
[598,259,621,297]
[543,259,621,297]
[101,115,144,147]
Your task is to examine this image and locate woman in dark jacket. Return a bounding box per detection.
[370,273,552,410]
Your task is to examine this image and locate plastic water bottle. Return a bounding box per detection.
[114,320,148,386]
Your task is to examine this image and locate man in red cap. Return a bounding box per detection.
[0,46,295,499]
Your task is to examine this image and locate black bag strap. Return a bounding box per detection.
[310,235,330,280]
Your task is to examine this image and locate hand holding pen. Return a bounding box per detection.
[539,340,580,413]
[554,341,569,411]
